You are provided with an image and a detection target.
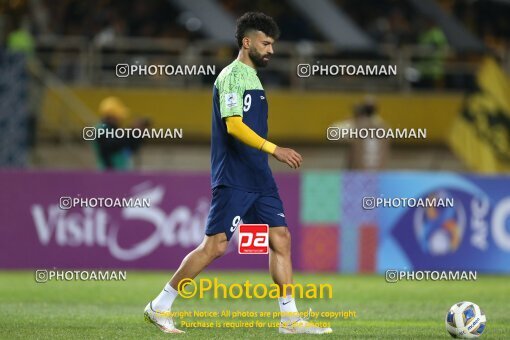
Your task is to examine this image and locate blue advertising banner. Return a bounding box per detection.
[377,172,510,273]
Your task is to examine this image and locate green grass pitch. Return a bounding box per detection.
[0,271,508,339]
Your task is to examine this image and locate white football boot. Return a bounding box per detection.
[279,308,333,334]
[144,302,185,334]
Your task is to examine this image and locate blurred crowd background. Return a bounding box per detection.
[4,0,510,49]
[0,0,509,174]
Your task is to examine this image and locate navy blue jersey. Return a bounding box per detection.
[210,59,276,192]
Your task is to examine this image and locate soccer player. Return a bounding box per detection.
[144,12,332,335]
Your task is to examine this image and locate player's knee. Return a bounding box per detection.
[213,241,228,258]
[203,239,228,259]
[270,227,291,253]
[200,233,229,259]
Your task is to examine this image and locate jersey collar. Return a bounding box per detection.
[235,59,257,75]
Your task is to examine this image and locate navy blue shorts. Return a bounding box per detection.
[205,186,288,241]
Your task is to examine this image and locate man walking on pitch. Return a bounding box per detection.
[144,12,332,335]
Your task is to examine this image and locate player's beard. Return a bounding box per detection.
[248,47,270,68]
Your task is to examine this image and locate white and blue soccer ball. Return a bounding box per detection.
[445,301,486,338]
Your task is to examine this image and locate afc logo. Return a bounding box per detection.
[238,224,269,254]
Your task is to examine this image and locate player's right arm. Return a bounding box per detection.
[218,72,302,169]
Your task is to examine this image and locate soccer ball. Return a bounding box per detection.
[445,301,486,338]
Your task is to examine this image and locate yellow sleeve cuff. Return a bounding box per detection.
[260,140,277,154]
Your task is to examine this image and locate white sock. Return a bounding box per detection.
[151,282,178,311]
[278,295,299,323]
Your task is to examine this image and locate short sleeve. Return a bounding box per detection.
[218,69,245,118]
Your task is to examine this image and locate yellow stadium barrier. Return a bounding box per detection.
[39,87,463,144]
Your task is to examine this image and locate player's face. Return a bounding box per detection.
[247,31,274,68]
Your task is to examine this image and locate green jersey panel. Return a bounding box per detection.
[215,59,263,118]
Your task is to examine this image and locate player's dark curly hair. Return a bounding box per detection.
[235,12,280,48]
